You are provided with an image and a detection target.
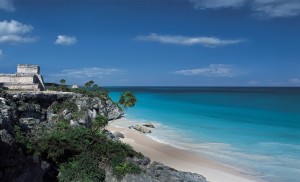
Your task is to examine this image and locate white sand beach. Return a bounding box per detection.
[107,118,264,182]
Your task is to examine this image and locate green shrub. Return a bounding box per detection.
[72,109,86,120]
[92,115,108,129]
[59,151,105,182]
[51,100,78,114]
[114,162,142,179]
[30,124,90,163]
[14,126,34,154]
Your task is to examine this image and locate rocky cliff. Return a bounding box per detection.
[0,91,207,182]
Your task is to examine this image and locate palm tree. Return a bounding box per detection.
[119,91,137,110]
[59,79,67,91]
[92,84,99,90]
[60,79,66,85]
[85,80,94,88]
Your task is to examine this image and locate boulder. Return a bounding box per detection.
[77,112,90,126]
[134,125,151,133]
[143,123,155,128]
[126,156,150,166]
[64,113,72,120]
[62,109,69,116]
[19,118,41,129]
[147,162,207,182]
[113,131,124,139]
[70,120,80,127]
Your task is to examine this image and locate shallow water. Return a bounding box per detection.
[109,87,300,182]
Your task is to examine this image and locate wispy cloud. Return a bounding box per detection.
[190,0,246,9]
[190,0,300,18]
[52,67,124,78]
[0,0,15,12]
[289,78,300,84]
[136,33,243,47]
[253,0,300,18]
[55,35,77,46]
[0,49,3,58]
[174,64,241,77]
[0,20,37,44]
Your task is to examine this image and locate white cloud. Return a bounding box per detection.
[174,64,240,77]
[0,35,36,43]
[136,33,243,47]
[0,0,14,12]
[0,20,37,44]
[289,78,300,84]
[0,20,32,35]
[55,35,77,46]
[253,0,300,18]
[190,0,300,18]
[190,0,246,9]
[53,67,124,78]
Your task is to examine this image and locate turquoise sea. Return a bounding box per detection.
[108,87,300,182]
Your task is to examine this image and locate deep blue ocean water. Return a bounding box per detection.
[108,87,300,182]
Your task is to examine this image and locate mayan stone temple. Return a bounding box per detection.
[0,64,46,91]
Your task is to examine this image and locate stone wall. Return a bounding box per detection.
[17,64,40,75]
[0,75,35,84]
[2,83,40,90]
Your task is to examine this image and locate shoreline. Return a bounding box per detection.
[107,118,263,182]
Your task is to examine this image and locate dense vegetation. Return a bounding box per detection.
[15,112,143,181]
[47,80,110,99]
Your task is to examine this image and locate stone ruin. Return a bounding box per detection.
[0,64,45,91]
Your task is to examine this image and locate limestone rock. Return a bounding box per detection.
[0,129,14,145]
[127,156,151,166]
[70,120,80,127]
[143,123,155,128]
[64,113,72,120]
[105,161,208,182]
[146,162,207,182]
[134,125,151,133]
[113,131,124,139]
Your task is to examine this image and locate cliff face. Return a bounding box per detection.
[0,91,124,181]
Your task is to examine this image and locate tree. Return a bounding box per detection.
[118,91,137,110]
[59,79,67,92]
[60,79,66,85]
[92,84,99,90]
[85,80,94,88]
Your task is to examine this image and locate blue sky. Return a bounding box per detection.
[0,0,299,86]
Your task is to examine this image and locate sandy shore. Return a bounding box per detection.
[107,118,263,182]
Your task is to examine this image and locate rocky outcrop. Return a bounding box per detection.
[134,124,152,133]
[143,123,155,128]
[0,91,124,181]
[7,91,124,128]
[106,161,207,182]
[113,131,125,139]
[0,95,50,182]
